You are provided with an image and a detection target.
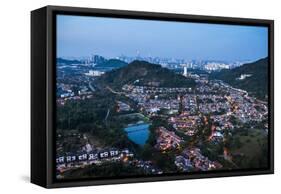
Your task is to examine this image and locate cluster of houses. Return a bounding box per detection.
[195,81,216,94]
[121,76,268,154]
[56,146,166,175]
[134,160,163,174]
[198,102,230,115]
[122,84,195,115]
[122,84,192,94]
[56,83,94,106]
[175,148,222,172]
[210,115,234,132]
[142,99,180,115]
[196,94,230,115]
[155,127,183,151]
[217,81,268,124]
[125,94,180,115]
[181,94,197,115]
[168,114,201,136]
[56,148,134,167]
[229,93,268,123]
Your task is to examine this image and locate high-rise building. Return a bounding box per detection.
[183,66,188,77]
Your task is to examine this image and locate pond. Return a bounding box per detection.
[124,123,150,146]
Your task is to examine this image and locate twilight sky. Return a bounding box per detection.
[57,14,268,61]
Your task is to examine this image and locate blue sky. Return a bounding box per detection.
[57,15,268,61]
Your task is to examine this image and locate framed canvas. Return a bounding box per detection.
[31,5,274,188]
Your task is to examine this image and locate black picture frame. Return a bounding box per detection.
[31,5,274,188]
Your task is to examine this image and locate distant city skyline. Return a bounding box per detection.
[57,15,268,61]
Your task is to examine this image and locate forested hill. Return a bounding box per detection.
[210,57,269,100]
[94,60,196,89]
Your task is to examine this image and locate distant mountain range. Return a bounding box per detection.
[57,56,128,69]
[94,60,196,89]
[210,57,269,100]
[57,58,81,65]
